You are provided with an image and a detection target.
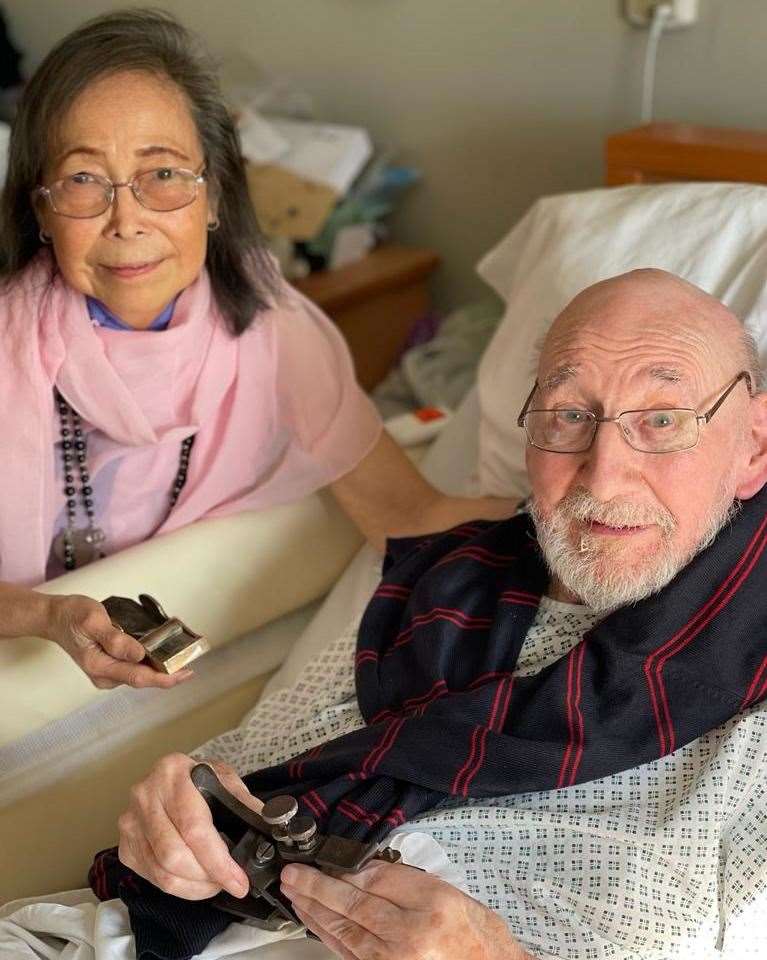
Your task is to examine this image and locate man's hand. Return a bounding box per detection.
[117,753,258,899]
[47,594,193,689]
[280,859,531,960]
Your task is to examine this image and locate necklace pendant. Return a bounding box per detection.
[52,526,106,568]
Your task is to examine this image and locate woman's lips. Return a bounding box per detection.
[102,259,164,279]
[588,520,652,537]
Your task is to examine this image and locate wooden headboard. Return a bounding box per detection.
[605,122,767,186]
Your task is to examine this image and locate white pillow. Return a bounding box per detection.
[476,181,767,499]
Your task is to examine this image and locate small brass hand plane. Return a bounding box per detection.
[102,593,210,674]
[190,763,403,932]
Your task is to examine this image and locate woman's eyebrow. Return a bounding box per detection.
[53,145,104,165]
[135,145,191,161]
[53,144,191,165]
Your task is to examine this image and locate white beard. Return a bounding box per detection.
[529,485,740,613]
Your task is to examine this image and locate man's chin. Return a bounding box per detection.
[577,531,664,567]
[551,539,682,612]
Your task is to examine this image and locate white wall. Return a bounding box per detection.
[4,0,766,306]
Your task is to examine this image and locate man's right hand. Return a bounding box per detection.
[117,753,259,899]
[46,594,193,689]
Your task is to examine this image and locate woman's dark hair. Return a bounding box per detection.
[0,8,278,335]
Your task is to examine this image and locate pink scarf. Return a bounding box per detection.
[2,254,380,586]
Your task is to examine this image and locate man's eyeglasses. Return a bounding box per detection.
[516,370,753,454]
[33,167,207,219]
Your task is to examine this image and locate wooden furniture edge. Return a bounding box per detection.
[605,122,767,186]
[293,245,441,312]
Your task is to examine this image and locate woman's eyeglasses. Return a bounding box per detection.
[33,167,207,218]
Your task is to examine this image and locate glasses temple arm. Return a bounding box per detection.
[701,371,753,423]
[517,381,539,427]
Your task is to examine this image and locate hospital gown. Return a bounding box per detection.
[199,596,767,960]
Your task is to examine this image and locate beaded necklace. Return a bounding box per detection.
[51,388,194,571]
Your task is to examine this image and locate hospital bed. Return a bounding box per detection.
[4,122,767,903]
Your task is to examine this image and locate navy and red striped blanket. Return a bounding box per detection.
[92,484,767,959]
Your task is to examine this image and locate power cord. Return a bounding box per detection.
[641,3,673,123]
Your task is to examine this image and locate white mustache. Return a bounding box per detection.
[557,487,677,538]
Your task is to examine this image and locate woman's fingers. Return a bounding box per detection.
[94,651,194,688]
[49,594,196,688]
[97,626,147,662]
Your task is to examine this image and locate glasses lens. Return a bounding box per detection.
[524,410,595,452]
[619,409,698,452]
[135,168,198,211]
[48,174,110,217]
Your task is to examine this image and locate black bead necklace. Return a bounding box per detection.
[51,388,195,571]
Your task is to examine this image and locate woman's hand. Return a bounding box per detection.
[280,859,532,960]
[46,594,193,689]
[331,431,518,553]
[117,753,257,899]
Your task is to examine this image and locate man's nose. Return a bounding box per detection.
[576,419,641,498]
[103,184,148,239]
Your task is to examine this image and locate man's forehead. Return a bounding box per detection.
[538,276,742,387]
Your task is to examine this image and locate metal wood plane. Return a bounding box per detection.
[102,593,209,674]
[190,763,402,932]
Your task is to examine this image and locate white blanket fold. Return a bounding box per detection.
[0,832,465,959]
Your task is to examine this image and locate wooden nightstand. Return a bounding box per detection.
[293,244,441,391]
[605,123,767,186]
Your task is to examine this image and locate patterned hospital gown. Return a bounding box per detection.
[197,596,767,959]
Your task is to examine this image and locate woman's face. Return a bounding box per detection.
[37,70,215,328]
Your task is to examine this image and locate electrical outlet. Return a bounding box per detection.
[624,0,698,28]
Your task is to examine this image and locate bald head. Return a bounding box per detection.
[539,269,760,393]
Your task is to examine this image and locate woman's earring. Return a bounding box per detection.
[39,230,53,244]
[206,219,220,232]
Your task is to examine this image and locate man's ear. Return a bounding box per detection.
[734,394,767,500]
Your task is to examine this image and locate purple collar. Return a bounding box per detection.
[86,296,177,331]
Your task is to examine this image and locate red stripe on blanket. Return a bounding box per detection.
[741,654,767,710]
[566,641,587,786]
[361,716,406,776]
[450,724,482,795]
[434,545,518,570]
[557,644,579,788]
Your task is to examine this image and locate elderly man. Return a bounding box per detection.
[97,269,767,960]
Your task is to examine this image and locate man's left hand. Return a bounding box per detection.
[280,859,530,960]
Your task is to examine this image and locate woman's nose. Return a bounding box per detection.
[103,184,148,238]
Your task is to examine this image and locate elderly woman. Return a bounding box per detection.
[0,9,511,690]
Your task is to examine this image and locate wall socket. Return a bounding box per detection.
[624,0,699,28]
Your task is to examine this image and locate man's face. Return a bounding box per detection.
[526,274,755,611]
